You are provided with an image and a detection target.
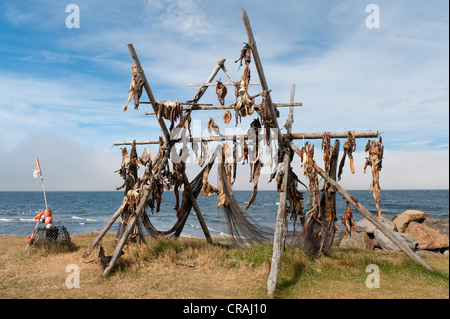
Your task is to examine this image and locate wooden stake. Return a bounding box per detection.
[144,102,302,115]
[113,130,379,146]
[185,82,260,87]
[242,8,280,138]
[267,149,291,296]
[127,43,213,244]
[90,201,126,249]
[289,141,434,272]
[103,188,150,276]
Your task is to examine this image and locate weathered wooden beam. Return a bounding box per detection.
[128,43,171,142]
[242,9,281,137]
[289,141,434,272]
[90,201,126,250]
[267,149,291,296]
[128,44,213,244]
[185,81,260,87]
[113,130,379,146]
[144,102,303,115]
[103,187,150,276]
[286,84,295,134]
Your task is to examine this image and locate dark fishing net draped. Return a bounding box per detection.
[139,156,216,238]
[215,160,273,248]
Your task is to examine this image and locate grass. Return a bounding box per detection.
[0,233,448,299]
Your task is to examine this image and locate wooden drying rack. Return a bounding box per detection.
[93,8,434,296]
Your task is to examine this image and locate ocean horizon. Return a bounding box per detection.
[0,189,448,237]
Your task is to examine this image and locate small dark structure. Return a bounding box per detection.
[31,226,72,248]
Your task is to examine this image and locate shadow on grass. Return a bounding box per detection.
[273,261,308,298]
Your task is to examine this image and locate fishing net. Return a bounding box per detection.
[140,155,217,238]
[216,158,273,248]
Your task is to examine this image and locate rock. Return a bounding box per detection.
[392,210,430,233]
[354,214,396,234]
[416,250,442,257]
[339,231,374,250]
[374,229,418,251]
[332,230,346,247]
[404,221,449,250]
[422,217,449,237]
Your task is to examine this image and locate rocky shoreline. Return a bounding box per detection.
[334,210,449,257]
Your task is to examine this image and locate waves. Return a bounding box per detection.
[0,190,448,236]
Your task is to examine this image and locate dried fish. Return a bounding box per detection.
[338,131,356,180]
[154,100,183,132]
[124,64,144,111]
[201,163,218,196]
[216,80,227,106]
[364,137,383,216]
[198,140,209,167]
[222,110,232,125]
[138,148,152,166]
[207,118,222,136]
[341,202,354,236]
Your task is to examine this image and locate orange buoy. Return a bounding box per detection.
[44,209,52,218]
[45,216,54,225]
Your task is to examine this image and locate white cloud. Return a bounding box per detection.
[0,0,447,191]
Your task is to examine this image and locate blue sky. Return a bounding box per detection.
[0,0,448,191]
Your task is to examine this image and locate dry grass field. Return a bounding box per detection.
[0,233,448,299]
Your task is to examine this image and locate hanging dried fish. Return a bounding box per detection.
[147,175,164,214]
[155,100,183,133]
[243,147,263,213]
[216,80,227,106]
[322,132,332,175]
[138,148,152,166]
[337,131,356,180]
[301,142,321,229]
[364,136,383,216]
[201,162,218,196]
[233,43,255,122]
[341,202,354,236]
[222,110,232,125]
[198,140,209,167]
[232,137,238,184]
[234,43,251,70]
[124,64,144,111]
[207,118,222,136]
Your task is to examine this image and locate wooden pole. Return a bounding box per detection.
[90,202,126,249]
[103,188,150,276]
[127,43,213,244]
[185,81,260,87]
[267,150,291,296]
[128,44,171,141]
[242,8,281,138]
[289,142,434,272]
[113,130,379,146]
[286,84,295,134]
[144,102,303,115]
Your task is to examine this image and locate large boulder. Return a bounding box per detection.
[422,217,449,237]
[392,210,430,233]
[404,221,449,250]
[373,229,418,251]
[339,231,374,250]
[354,214,396,234]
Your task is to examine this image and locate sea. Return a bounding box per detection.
[0,190,448,238]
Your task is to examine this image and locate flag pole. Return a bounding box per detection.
[36,158,48,210]
[26,158,48,250]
